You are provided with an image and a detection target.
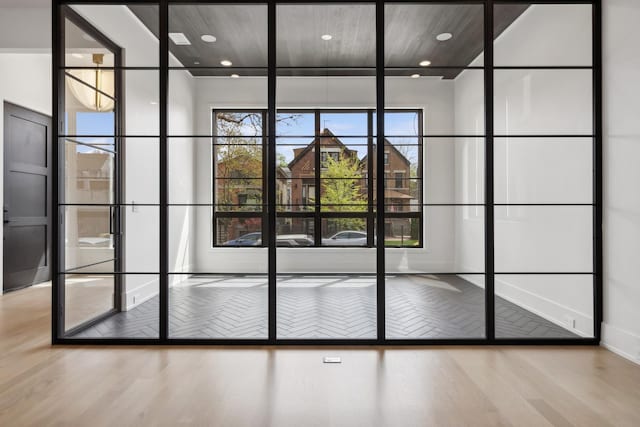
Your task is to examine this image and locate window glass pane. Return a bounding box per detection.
[72,4,159,67]
[64,205,114,273]
[65,70,115,136]
[319,112,368,136]
[277,217,314,242]
[495,274,594,338]
[125,137,159,205]
[215,217,263,247]
[64,274,115,332]
[385,111,420,136]
[64,138,114,205]
[169,137,207,204]
[494,137,592,204]
[123,206,159,273]
[215,111,264,137]
[494,4,592,66]
[215,179,263,212]
[384,217,420,248]
[386,274,485,339]
[385,3,484,68]
[495,206,593,272]
[423,137,484,205]
[321,218,368,247]
[124,70,159,136]
[385,205,484,273]
[169,4,267,68]
[64,274,160,339]
[64,16,115,67]
[277,112,315,136]
[494,69,593,135]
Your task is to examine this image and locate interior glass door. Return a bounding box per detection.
[60,9,121,334]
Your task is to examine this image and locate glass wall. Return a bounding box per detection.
[384,3,486,339]
[54,1,599,344]
[493,3,595,339]
[275,3,377,340]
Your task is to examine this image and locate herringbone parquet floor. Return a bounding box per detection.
[72,274,578,339]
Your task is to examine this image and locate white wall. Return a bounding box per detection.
[602,0,640,364]
[454,4,595,337]
[0,53,52,293]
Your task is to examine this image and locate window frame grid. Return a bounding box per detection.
[51,0,602,346]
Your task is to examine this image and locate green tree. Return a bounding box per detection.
[320,152,366,231]
[215,112,298,210]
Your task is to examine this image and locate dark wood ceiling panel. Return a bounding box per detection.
[129,3,528,79]
[276,4,376,68]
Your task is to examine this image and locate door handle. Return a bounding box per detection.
[3,207,9,224]
[109,205,121,235]
[109,206,115,235]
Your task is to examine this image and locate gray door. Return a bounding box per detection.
[3,102,52,292]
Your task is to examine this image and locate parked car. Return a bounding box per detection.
[77,236,113,247]
[222,232,262,246]
[322,230,368,246]
[222,232,315,247]
[276,234,314,247]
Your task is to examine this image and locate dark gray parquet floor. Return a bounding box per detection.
[72,274,578,339]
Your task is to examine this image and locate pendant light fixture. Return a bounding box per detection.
[67,53,115,112]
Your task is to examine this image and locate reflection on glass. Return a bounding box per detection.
[65,274,115,332]
[65,139,114,204]
[64,206,114,272]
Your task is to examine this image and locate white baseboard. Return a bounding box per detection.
[601,323,640,365]
[456,274,593,337]
[123,278,158,310]
[123,265,194,310]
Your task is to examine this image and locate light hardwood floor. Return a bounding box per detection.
[1,283,639,427]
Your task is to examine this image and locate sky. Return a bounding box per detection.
[275,111,420,164]
[68,110,420,162]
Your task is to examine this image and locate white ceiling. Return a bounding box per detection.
[0,0,50,8]
[0,5,50,50]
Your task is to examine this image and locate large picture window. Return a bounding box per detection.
[212,109,423,248]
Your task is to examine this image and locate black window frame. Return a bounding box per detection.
[212,108,424,248]
[51,0,602,347]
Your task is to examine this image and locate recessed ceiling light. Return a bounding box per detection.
[419,60,431,67]
[436,32,453,42]
[194,61,200,65]
[169,32,191,45]
[411,73,420,79]
[220,60,233,66]
[230,74,240,78]
[201,34,217,43]
[81,34,95,42]
[321,34,333,41]
[71,53,84,59]
[150,101,158,105]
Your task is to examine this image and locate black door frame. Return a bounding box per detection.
[53,5,124,337]
[3,102,52,293]
[52,0,602,346]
